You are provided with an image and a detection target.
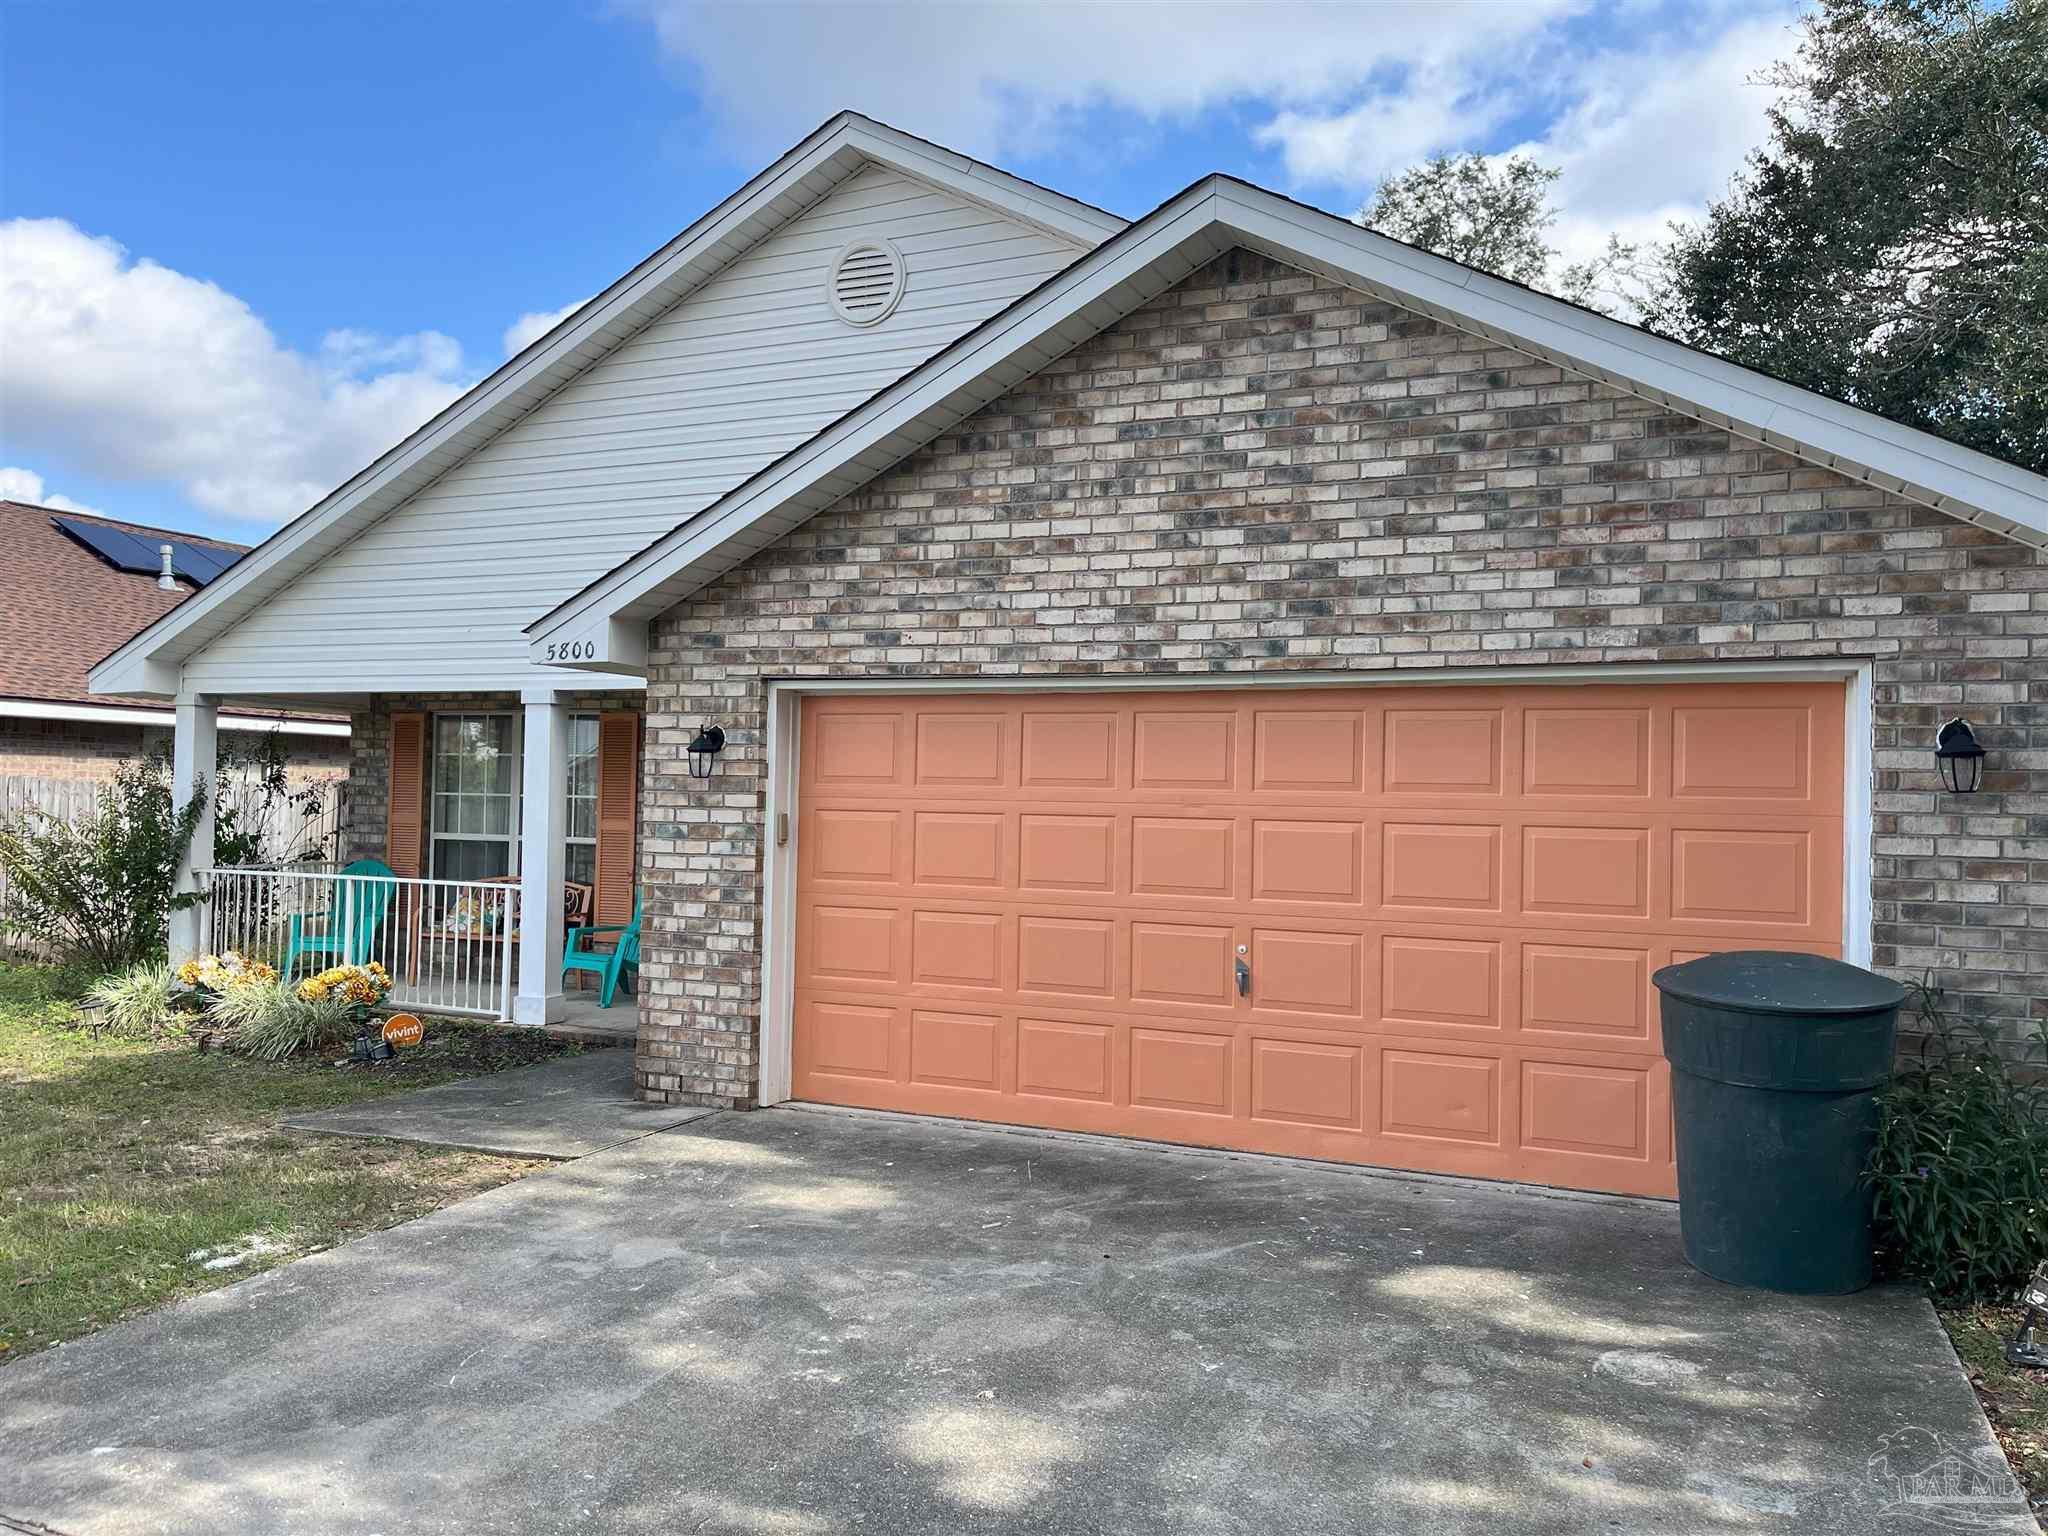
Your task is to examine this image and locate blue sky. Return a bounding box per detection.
[0,0,1802,542]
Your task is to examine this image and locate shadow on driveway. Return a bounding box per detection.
[2,1106,2029,1534]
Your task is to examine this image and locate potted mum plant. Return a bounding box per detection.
[172,951,280,1039]
[297,962,395,1062]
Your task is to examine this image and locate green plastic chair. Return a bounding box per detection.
[562,888,641,1007]
[282,858,396,973]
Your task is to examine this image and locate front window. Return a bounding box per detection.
[565,714,599,889]
[430,713,518,882]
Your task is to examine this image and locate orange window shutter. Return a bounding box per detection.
[593,712,641,926]
[386,712,428,878]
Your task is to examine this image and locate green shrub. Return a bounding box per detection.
[0,758,208,972]
[1869,976,2048,1303]
[86,962,182,1038]
[209,980,349,1062]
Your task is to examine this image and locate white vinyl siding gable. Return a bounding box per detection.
[182,164,1086,693]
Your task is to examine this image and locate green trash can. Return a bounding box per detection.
[1652,951,1905,1295]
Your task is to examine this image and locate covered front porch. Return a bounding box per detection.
[168,687,646,1035]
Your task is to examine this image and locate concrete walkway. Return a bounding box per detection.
[281,1046,714,1159]
[2,1107,2028,1535]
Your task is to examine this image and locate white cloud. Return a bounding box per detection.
[0,218,474,525]
[503,297,590,358]
[1508,15,1794,268]
[627,0,1583,168]
[0,465,102,516]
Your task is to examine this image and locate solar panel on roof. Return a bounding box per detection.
[51,515,242,588]
[168,541,237,584]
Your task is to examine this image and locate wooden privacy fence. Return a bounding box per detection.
[0,773,350,956]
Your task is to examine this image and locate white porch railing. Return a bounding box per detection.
[196,867,519,1021]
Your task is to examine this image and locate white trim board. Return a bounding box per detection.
[533,175,2048,671]
[0,697,349,738]
[88,112,1123,702]
[751,659,1876,1107]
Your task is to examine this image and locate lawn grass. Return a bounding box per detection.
[0,962,577,1363]
[1940,1302,2048,1528]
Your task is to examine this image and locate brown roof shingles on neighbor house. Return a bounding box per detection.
[0,499,248,709]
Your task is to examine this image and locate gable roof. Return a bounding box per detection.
[2,501,243,708]
[89,112,1125,699]
[525,172,2048,672]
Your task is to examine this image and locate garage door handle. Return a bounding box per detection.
[1235,958,1251,997]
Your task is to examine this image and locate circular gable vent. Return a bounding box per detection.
[829,238,906,327]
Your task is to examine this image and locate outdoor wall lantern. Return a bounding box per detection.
[1934,717,1986,795]
[687,723,727,781]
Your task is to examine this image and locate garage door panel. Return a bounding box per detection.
[911,811,1006,889]
[1382,823,1502,913]
[1018,814,1117,894]
[1132,711,1237,791]
[806,809,903,885]
[1250,1037,1365,1130]
[1017,1017,1115,1104]
[1016,914,1116,1000]
[1383,708,1504,796]
[1253,710,1363,792]
[1130,922,1235,1009]
[1672,828,1813,926]
[1522,707,1652,797]
[1381,1048,1501,1146]
[914,712,1009,789]
[1131,817,1236,900]
[1130,1026,1234,1116]
[908,1009,1004,1093]
[1381,934,1501,1032]
[1521,825,1651,919]
[1251,928,1365,1020]
[1251,818,1365,904]
[910,910,1004,990]
[794,682,1845,1198]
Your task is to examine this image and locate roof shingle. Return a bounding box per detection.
[0,500,244,709]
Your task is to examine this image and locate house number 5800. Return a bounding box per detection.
[546,640,596,661]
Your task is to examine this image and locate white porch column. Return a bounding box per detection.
[515,688,568,1025]
[168,693,217,963]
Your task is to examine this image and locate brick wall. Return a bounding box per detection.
[638,249,2048,1106]
[0,717,171,778]
[0,716,350,784]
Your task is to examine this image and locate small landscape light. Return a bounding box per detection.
[75,997,107,1037]
[2008,1260,2048,1370]
[687,723,727,781]
[1933,717,1985,795]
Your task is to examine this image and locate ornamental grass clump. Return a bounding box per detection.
[1868,976,2048,1304]
[86,962,180,1038]
[210,980,350,1062]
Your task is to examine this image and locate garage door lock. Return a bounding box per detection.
[1235,947,1250,997]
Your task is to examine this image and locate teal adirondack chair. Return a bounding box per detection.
[562,889,641,1007]
[282,858,397,974]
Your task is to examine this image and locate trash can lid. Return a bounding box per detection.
[1651,950,1907,1016]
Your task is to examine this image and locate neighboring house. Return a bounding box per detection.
[95,114,2046,1200]
[2,499,349,784]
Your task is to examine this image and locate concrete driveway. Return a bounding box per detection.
[2,1107,2030,1535]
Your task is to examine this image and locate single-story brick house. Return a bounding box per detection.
[97,113,2045,1198]
[2,498,349,784]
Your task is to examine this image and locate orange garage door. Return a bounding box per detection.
[792,683,1845,1197]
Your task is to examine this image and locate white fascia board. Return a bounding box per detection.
[527,186,1231,664]
[0,697,350,737]
[90,113,1125,702]
[845,117,1126,247]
